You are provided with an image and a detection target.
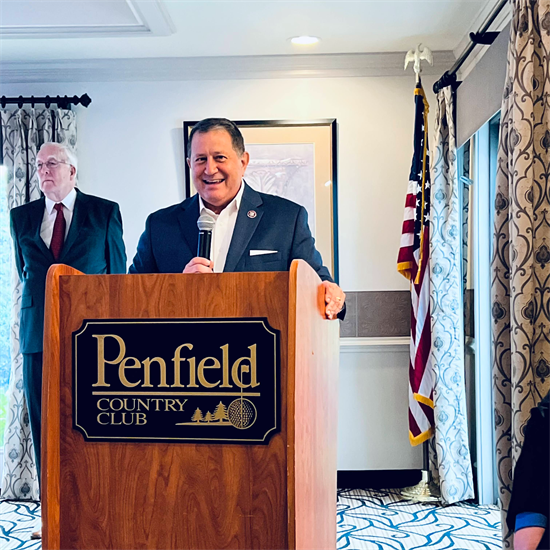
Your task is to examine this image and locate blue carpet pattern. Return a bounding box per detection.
[1,489,501,549]
[338,489,502,549]
[1,500,41,550]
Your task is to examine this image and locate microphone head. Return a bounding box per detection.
[197,212,216,232]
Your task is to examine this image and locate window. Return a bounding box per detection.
[457,112,501,505]
[0,165,11,450]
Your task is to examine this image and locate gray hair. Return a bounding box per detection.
[39,142,78,171]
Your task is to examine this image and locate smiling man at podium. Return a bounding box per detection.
[130,117,345,320]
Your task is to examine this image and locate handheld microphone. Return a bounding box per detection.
[197,212,216,260]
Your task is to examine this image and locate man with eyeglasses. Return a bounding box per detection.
[10,141,127,539]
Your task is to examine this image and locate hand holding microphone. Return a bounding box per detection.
[183,212,216,274]
[183,257,212,273]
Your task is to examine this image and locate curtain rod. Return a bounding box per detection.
[433,0,508,93]
[0,93,92,109]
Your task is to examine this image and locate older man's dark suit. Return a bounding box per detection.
[129,183,333,282]
[10,188,127,480]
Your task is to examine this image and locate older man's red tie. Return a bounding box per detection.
[50,203,66,260]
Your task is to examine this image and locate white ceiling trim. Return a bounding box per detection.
[1,25,150,39]
[129,0,175,36]
[0,51,456,84]
[0,0,174,39]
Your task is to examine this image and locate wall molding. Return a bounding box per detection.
[340,337,409,353]
[1,50,456,84]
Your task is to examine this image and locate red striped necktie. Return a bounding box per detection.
[50,203,66,260]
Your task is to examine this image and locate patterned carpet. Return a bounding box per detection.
[1,489,501,549]
[338,489,502,549]
[1,500,41,550]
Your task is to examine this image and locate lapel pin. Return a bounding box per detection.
[247,210,257,219]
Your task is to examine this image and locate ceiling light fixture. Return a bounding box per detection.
[290,36,320,45]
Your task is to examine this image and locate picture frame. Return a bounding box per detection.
[183,119,339,282]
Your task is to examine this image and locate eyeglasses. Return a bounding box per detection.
[36,160,69,171]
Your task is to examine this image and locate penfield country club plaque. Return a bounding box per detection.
[72,318,280,444]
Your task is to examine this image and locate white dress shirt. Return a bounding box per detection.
[198,182,244,273]
[40,187,77,247]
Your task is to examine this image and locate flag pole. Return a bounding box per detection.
[399,46,441,503]
[401,440,440,502]
[399,47,440,503]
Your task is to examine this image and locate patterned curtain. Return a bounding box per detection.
[1,108,77,499]
[492,0,550,547]
[429,86,475,505]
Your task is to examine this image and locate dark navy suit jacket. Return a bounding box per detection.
[129,183,333,282]
[506,393,549,549]
[10,189,127,354]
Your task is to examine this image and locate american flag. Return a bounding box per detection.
[397,81,435,446]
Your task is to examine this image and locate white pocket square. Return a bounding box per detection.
[249,250,278,256]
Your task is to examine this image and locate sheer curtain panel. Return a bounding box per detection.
[430,86,475,505]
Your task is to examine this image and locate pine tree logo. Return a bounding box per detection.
[214,402,229,422]
[191,408,203,423]
[179,402,232,426]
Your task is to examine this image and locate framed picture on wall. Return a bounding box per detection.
[183,119,339,282]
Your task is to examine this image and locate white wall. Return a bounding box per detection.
[3,73,434,471]
[339,342,421,470]
[2,75,437,292]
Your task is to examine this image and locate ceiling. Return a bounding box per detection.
[0,0,503,63]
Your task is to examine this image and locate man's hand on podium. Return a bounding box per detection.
[322,280,346,320]
[183,256,346,320]
[183,257,214,273]
[182,258,344,320]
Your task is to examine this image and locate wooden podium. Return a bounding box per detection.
[41,260,339,550]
